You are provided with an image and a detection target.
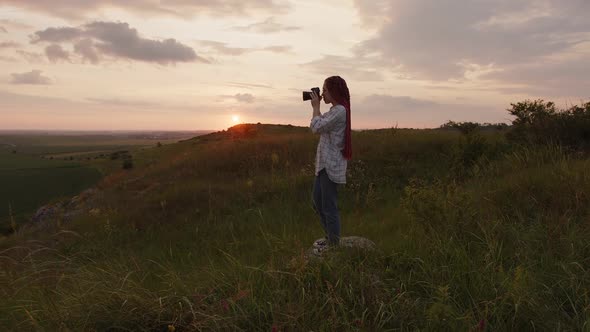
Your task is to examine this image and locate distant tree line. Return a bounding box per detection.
[505,100,590,150]
[439,121,509,135]
[439,99,590,151]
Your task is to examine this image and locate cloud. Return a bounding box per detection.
[30,27,84,44]
[0,41,20,48]
[0,19,33,30]
[85,22,200,64]
[45,44,70,62]
[225,81,273,89]
[197,40,250,56]
[73,38,100,64]
[16,50,44,63]
[352,0,590,88]
[352,0,394,29]
[0,55,18,62]
[10,70,52,85]
[356,94,507,128]
[31,21,207,65]
[219,93,256,103]
[232,17,300,33]
[481,52,590,98]
[197,40,292,56]
[0,0,290,20]
[31,27,84,43]
[361,95,439,112]
[86,97,162,108]
[300,54,388,82]
[261,45,292,53]
[234,93,255,103]
[0,90,228,130]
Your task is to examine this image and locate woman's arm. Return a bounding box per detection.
[310,106,346,134]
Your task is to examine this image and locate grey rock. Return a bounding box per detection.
[31,202,65,224]
[339,236,377,250]
[306,236,376,259]
[31,187,100,225]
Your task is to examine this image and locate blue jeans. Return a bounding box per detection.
[312,168,341,245]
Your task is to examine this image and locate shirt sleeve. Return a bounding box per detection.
[310,106,345,134]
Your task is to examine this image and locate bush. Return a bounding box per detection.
[507,99,590,150]
[122,158,134,170]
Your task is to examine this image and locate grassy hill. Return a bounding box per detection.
[0,150,102,233]
[0,131,205,234]
[2,122,590,330]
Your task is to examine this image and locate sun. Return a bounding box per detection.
[232,115,240,124]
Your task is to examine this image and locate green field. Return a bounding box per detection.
[0,150,102,233]
[0,131,206,234]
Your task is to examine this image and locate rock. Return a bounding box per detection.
[306,236,376,259]
[63,209,83,222]
[80,188,98,198]
[31,187,100,225]
[31,202,65,224]
[339,236,377,250]
[68,195,82,208]
[68,188,98,209]
[89,208,101,216]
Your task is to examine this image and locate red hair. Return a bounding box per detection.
[325,76,352,160]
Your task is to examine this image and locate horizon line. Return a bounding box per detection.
[0,121,512,132]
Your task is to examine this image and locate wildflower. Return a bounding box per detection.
[271,153,279,165]
[168,325,176,332]
[478,319,485,330]
[220,299,230,312]
[233,289,249,301]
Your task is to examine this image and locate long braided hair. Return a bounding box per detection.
[324,76,352,160]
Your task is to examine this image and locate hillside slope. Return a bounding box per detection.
[3,123,590,330]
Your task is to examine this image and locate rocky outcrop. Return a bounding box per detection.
[31,203,66,224]
[305,236,377,259]
[31,188,100,225]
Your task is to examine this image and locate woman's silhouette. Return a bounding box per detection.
[309,75,352,253]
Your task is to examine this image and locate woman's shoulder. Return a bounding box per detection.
[330,104,346,112]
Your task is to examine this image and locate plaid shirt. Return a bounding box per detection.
[310,104,347,184]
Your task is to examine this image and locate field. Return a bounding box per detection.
[1,123,590,330]
[0,131,210,234]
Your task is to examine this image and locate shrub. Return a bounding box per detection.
[506,99,590,150]
[122,158,134,170]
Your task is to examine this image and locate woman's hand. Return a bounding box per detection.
[310,91,321,110]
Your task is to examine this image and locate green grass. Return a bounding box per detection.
[1,124,590,330]
[0,151,102,233]
[0,132,201,234]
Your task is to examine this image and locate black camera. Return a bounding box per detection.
[302,87,321,101]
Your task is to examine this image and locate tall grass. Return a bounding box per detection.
[2,124,590,330]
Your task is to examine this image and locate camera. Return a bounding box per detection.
[302,87,321,101]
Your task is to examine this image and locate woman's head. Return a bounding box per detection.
[322,76,350,107]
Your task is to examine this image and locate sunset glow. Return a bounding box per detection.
[0,1,588,131]
[232,115,240,124]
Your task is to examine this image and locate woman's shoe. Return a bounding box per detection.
[313,236,328,248]
[312,243,331,256]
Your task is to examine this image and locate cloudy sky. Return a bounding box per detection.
[0,0,589,130]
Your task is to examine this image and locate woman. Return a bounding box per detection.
[309,75,352,253]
